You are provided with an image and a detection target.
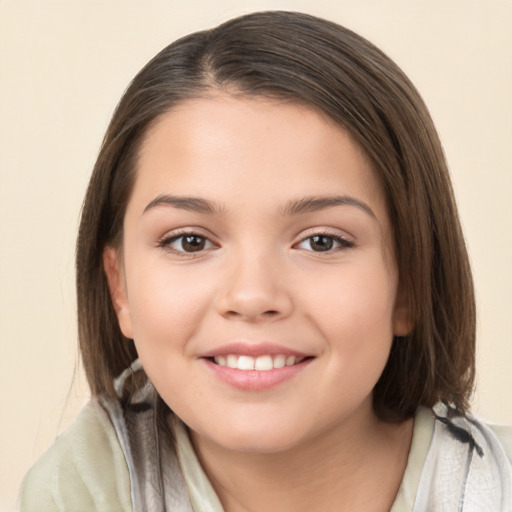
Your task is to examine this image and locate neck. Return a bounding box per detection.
[190,404,413,512]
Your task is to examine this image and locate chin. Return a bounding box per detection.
[219,434,303,455]
[194,420,308,455]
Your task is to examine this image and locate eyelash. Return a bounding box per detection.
[157,230,215,257]
[157,230,354,256]
[294,232,355,253]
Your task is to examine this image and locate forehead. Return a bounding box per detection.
[132,95,387,217]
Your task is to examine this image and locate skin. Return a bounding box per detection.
[104,94,413,511]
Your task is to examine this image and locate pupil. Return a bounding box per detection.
[183,235,205,252]
[311,235,333,251]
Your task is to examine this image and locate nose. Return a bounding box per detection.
[215,252,293,322]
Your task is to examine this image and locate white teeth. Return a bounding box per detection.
[273,354,286,368]
[285,356,296,366]
[213,354,304,371]
[226,355,238,369]
[237,355,255,370]
[255,355,273,371]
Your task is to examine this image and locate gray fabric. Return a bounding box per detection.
[18,399,133,512]
[102,360,193,512]
[20,359,512,511]
[172,419,225,512]
[106,363,512,511]
[413,404,512,511]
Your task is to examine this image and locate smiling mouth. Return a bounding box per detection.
[209,354,307,371]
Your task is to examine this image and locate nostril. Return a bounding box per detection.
[223,309,281,321]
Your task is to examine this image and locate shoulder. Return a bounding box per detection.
[433,408,512,466]
[488,422,512,462]
[18,398,132,512]
[413,405,512,510]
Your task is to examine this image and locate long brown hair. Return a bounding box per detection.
[76,11,475,420]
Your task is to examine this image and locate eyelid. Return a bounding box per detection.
[293,228,355,251]
[295,226,354,242]
[157,227,219,256]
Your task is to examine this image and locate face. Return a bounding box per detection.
[105,94,410,454]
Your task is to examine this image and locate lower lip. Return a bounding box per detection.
[203,358,313,391]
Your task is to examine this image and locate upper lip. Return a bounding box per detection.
[200,341,311,359]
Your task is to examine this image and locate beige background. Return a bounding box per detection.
[1,0,511,509]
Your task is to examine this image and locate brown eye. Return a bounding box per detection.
[163,233,214,254]
[309,235,334,252]
[181,235,206,252]
[297,234,354,252]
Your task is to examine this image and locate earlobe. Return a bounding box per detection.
[103,247,134,339]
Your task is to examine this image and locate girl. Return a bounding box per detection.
[20,11,512,512]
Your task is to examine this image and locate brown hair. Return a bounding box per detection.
[76,10,475,420]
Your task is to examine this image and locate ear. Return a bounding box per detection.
[392,284,414,337]
[103,246,134,339]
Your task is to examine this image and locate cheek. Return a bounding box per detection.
[124,263,214,399]
[312,262,397,328]
[309,261,398,365]
[126,261,214,347]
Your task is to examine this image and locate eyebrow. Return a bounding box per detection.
[281,195,376,218]
[143,193,376,218]
[143,194,225,215]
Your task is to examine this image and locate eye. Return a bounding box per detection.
[159,233,215,254]
[296,233,353,252]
